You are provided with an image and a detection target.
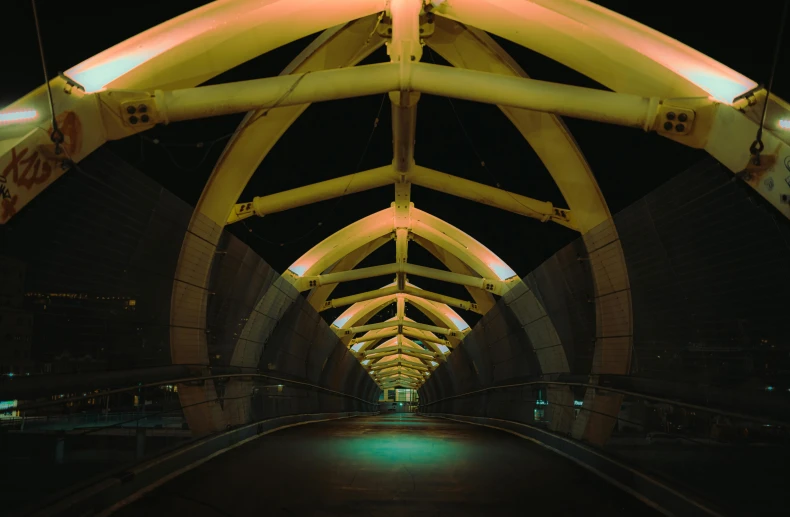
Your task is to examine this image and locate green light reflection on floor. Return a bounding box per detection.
[332,416,461,467]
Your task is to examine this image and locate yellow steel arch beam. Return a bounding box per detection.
[403,292,469,333]
[371,360,429,373]
[5,0,788,228]
[306,234,497,313]
[0,8,388,225]
[166,16,386,435]
[287,207,395,278]
[289,206,520,310]
[345,317,450,358]
[329,280,470,334]
[337,316,458,340]
[68,0,388,93]
[292,205,519,288]
[426,18,610,233]
[306,236,392,312]
[413,237,496,313]
[430,1,790,219]
[3,0,778,444]
[331,294,393,330]
[368,351,428,368]
[321,283,480,315]
[431,0,755,102]
[410,208,518,281]
[297,262,505,295]
[426,16,633,445]
[351,328,450,351]
[365,347,435,363]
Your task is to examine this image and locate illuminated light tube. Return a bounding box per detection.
[778,119,790,130]
[332,314,353,328]
[0,109,37,125]
[288,265,308,276]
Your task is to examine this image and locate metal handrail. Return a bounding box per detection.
[418,379,790,428]
[13,373,379,413]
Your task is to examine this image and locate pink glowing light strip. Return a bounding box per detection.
[558,0,757,103]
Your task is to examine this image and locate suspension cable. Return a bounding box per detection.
[31,0,63,153]
[750,0,789,165]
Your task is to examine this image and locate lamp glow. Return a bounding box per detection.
[0,109,37,125]
[778,119,790,130]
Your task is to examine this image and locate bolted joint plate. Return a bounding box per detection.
[97,90,161,139]
[654,104,695,137]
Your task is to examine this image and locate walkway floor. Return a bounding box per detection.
[113,414,658,516]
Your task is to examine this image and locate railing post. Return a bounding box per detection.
[54,431,65,464]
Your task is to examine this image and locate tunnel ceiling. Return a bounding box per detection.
[2,0,789,398]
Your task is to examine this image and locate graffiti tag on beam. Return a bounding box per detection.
[0,111,82,224]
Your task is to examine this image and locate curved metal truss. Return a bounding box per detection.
[2,0,789,438]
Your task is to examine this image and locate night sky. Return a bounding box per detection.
[3,0,789,327]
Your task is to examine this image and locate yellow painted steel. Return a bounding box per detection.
[410,166,575,229]
[306,236,391,312]
[297,259,506,295]
[109,62,665,129]
[388,0,423,173]
[4,0,787,432]
[228,166,398,224]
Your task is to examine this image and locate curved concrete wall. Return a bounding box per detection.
[0,148,379,432]
[420,158,790,442]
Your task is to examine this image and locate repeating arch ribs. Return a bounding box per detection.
[2,0,787,441]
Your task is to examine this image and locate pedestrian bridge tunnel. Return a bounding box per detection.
[1,1,789,515]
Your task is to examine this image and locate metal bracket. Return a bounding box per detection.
[377,11,435,39]
[97,90,161,138]
[120,99,158,129]
[655,104,695,136]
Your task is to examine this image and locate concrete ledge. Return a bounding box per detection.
[421,413,722,517]
[27,411,377,517]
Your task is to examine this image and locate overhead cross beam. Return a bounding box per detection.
[228,165,573,228]
[295,261,506,294]
[364,348,435,363]
[227,166,397,224]
[105,62,671,133]
[369,359,431,372]
[321,285,481,314]
[362,343,437,358]
[374,366,426,378]
[350,329,450,348]
[335,318,462,338]
[410,166,576,229]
